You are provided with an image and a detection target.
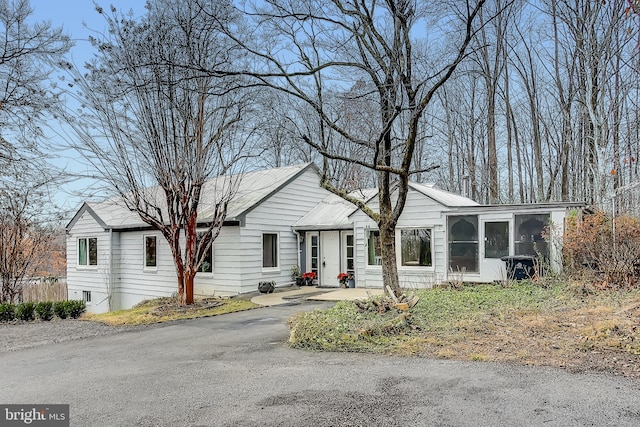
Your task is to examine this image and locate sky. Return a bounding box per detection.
[27,0,148,214]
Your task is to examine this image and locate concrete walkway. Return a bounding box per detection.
[251,286,384,306]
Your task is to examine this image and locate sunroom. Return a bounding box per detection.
[444,203,584,283]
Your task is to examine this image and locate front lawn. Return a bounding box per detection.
[288,282,640,378]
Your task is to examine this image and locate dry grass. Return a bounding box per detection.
[84,297,257,325]
[412,288,640,378]
[288,282,640,379]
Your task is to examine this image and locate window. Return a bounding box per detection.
[144,236,157,268]
[484,221,509,259]
[367,230,382,266]
[197,232,213,273]
[262,233,278,268]
[401,229,432,267]
[82,290,91,304]
[448,216,478,272]
[345,233,354,272]
[515,214,550,258]
[309,234,319,277]
[78,237,97,266]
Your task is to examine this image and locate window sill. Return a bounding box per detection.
[196,271,213,277]
[398,266,436,273]
[76,266,98,271]
[262,268,280,275]
[143,267,158,273]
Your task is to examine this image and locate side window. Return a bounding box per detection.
[197,232,213,273]
[144,236,157,268]
[82,290,92,304]
[78,238,98,266]
[262,233,278,268]
[401,229,432,267]
[367,231,382,266]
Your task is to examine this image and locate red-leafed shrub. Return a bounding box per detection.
[563,210,640,289]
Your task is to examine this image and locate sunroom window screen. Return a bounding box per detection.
[448,216,478,272]
[515,214,550,258]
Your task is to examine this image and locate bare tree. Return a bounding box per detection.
[63,0,254,305]
[218,0,486,296]
[0,0,72,163]
[0,164,64,303]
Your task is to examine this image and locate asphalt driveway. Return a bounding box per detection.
[1,300,639,427]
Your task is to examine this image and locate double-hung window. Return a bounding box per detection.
[78,237,97,266]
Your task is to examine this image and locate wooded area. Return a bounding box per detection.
[246,0,640,210]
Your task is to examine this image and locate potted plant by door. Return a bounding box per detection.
[291,265,305,287]
[347,272,356,288]
[337,273,349,288]
[338,272,356,288]
[301,271,316,286]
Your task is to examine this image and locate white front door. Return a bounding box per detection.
[320,231,340,287]
[480,218,511,282]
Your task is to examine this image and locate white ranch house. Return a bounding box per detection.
[66,163,583,313]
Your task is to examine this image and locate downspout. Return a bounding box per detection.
[109,228,113,311]
[292,228,301,276]
[96,227,114,310]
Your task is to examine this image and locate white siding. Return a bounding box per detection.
[351,188,452,290]
[69,167,332,311]
[66,210,112,314]
[196,226,243,296]
[113,226,245,309]
[114,230,178,309]
[240,167,332,293]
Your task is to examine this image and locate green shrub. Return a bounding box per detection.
[15,302,36,321]
[53,301,68,319]
[0,303,15,322]
[66,300,86,319]
[35,301,54,321]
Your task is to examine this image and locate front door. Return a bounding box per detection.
[320,231,340,287]
[480,218,511,282]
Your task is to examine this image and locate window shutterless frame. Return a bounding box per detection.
[144,235,157,270]
[78,237,98,267]
[262,233,279,270]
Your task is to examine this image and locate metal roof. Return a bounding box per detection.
[408,182,480,207]
[292,189,377,230]
[68,163,316,231]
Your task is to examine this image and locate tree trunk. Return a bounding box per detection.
[378,211,401,297]
[182,270,195,305]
